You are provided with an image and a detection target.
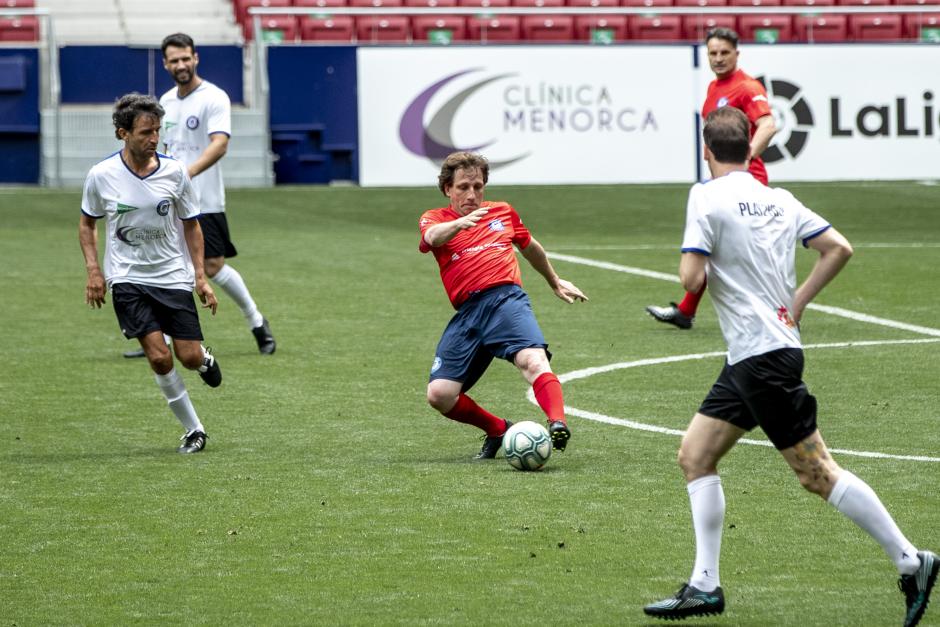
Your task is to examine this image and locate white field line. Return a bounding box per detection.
[548,252,940,338]
[552,243,940,250]
[525,339,940,463]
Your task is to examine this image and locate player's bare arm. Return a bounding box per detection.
[183,218,218,314]
[78,214,106,308]
[792,227,853,322]
[520,237,588,304]
[422,207,489,248]
[749,114,777,161]
[679,252,708,294]
[187,133,228,179]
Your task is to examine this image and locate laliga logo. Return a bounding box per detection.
[756,76,814,164]
[399,69,529,168]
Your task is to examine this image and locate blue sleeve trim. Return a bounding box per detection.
[681,247,710,256]
[180,213,202,221]
[802,224,831,248]
[208,131,231,138]
[81,209,103,219]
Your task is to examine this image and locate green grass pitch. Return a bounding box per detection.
[1,181,938,625]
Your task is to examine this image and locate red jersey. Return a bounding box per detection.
[419,200,532,308]
[702,68,773,185]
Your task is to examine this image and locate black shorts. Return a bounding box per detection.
[698,348,818,450]
[112,283,204,341]
[199,212,238,259]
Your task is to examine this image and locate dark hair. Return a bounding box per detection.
[705,26,739,48]
[161,32,195,58]
[112,93,164,139]
[438,152,489,195]
[703,107,750,164]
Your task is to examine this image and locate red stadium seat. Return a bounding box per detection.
[674,0,728,6]
[622,0,674,7]
[295,0,347,7]
[299,15,355,41]
[568,0,619,6]
[234,0,291,25]
[0,16,38,41]
[729,0,781,5]
[682,14,735,40]
[513,0,564,5]
[629,15,682,39]
[895,0,940,5]
[522,14,574,39]
[404,0,457,6]
[243,15,298,41]
[349,0,404,5]
[357,15,410,41]
[466,15,522,40]
[904,13,940,40]
[782,0,834,6]
[0,0,36,7]
[849,14,901,39]
[411,15,466,41]
[794,14,848,41]
[458,0,511,7]
[837,0,888,5]
[575,15,628,42]
[738,15,793,41]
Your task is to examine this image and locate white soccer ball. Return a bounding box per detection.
[503,421,552,471]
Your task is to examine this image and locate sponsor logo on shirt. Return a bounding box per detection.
[488,219,505,232]
[156,200,171,216]
[165,121,178,131]
[115,226,166,247]
[752,94,768,103]
[186,116,200,130]
[717,96,729,108]
[116,203,139,215]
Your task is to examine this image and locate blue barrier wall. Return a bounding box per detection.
[0,49,39,183]
[60,46,244,104]
[267,46,358,184]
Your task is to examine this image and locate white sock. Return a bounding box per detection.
[688,475,724,592]
[828,471,920,575]
[154,368,204,433]
[211,264,264,329]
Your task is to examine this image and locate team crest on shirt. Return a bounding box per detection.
[186,116,200,130]
[717,97,729,108]
[431,356,442,374]
[156,199,171,216]
[488,219,505,232]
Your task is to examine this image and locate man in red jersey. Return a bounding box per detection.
[420,151,588,460]
[646,27,778,330]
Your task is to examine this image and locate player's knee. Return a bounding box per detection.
[205,257,224,278]
[515,348,550,379]
[426,384,457,414]
[677,445,714,481]
[175,346,204,371]
[148,351,174,375]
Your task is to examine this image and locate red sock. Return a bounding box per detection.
[533,372,565,424]
[444,393,507,437]
[677,278,707,317]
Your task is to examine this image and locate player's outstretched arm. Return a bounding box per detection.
[520,237,588,304]
[182,219,218,315]
[78,214,106,308]
[793,227,853,322]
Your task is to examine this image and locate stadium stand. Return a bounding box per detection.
[466,15,522,40]
[411,15,466,41]
[574,14,628,42]
[682,14,736,39]
[356,15,410,41]
[849,13,903,38]
[737,14,794,41]
[521,14,575,39]
[0,15,37,40]
[629,15,683,40]
[794,14,849,40]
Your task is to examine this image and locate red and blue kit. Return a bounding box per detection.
[703,69,773,185]
[419,201,532,308]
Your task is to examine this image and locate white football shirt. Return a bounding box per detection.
[681,171,831,364]
[81,151,200,291]
[159,80,231,214]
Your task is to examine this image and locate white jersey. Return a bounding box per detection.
[681,171,831,365]
[159,79,231,214]
[81,151,200,292]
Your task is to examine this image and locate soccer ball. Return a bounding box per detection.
[503,421,552,471]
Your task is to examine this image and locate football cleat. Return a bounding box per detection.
[198,347,222,387]
[646,302,694,330]
[123,348,146,359]
[900,550,938,627]
[548,420,570,451]
[178,429,207,454]
[252,318,276,355]
[474,420,512,460]
[644,583,725,620]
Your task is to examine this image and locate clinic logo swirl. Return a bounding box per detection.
[399,69,528,169]
[756,77,814,163]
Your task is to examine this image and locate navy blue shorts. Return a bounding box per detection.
[698,348,818,450]
[112,282,204,341]
[429,284,549,392]
[199,212,238,259]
